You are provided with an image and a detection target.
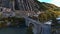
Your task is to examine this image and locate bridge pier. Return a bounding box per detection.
[25,18,30,26]
[41,24,51,34]
[32,24,41,34]
[32,24,51,34]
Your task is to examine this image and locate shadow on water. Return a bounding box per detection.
[0,24,27,34]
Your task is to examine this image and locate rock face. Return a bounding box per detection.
[14,0,39,11]
[0,0,2,6]
[0,0,40,16]
[1,0,10,8]
[14,0,40,16]
[0,0,39,11]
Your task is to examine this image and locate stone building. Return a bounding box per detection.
[2,7,15,17]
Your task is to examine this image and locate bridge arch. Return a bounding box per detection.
[29,23,34,27]
[28,23,38,34]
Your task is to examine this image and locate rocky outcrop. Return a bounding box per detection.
[1,0,10,8]
[14,0,39,11]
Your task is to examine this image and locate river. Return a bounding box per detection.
[0,25,27,34]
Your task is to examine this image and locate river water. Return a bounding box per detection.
[0,25,27,34]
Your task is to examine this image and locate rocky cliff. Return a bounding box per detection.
[0,0,60,12]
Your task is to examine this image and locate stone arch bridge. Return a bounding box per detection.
[16,10,51,34]
[0,7,51,34]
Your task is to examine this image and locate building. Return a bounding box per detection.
[2,7,15,17]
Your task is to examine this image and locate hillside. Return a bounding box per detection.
[35,0,60,11]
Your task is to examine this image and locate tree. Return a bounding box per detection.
[38,11,58,23]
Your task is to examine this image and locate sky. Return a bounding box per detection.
[38,0,60,7]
